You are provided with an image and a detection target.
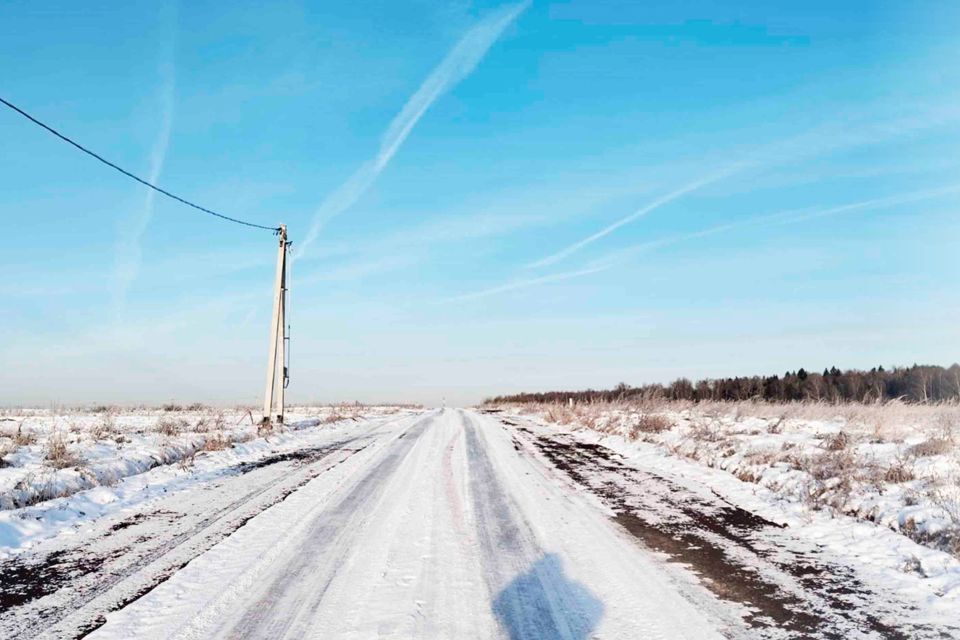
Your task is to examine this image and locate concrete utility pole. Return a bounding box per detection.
[262,224,289,425]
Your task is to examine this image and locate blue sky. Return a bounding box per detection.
[1,1,958,406]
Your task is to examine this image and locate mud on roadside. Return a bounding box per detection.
[513,423,951,640]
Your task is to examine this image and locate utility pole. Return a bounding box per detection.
[262,224,289,425]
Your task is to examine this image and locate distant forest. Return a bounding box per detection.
[487,364,960,405]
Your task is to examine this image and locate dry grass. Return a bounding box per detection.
[802,450,859,507]
[319,406,366,425]
[257,420,275,438]
[514,398,960,442]
[690,418,723,443]
[824,431,853,451]
[154,417,188,437]
[883,460,916,484]
[927,479,960,555]
[520,398,956,521]
[90,413,117,441]
[543,406,575,425]
[178,453,196,471]
[909,438,953,457]
[90,404,117,414]
[45,430,83,469]
[628,414,672,437]
[935,411,959,442]
[14,423,37,447]
[202,433,231,452]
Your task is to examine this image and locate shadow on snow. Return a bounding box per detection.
[493,553,603,640]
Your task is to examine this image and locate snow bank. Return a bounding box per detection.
[0,405,413,555]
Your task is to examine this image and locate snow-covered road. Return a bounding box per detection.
[4,408,954,639]
[84,409,722,639]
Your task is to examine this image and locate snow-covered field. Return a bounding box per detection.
[0,404,411,555]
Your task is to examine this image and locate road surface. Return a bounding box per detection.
[82,409,720,639]
[3,408,950,639]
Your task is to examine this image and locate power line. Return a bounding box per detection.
[0,96,279,232]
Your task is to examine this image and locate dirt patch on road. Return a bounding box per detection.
[233,438,362,473]
[0,549,120,611]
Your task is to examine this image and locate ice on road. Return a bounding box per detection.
[89,409,723,639]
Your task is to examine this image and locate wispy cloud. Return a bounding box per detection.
[588,183,960,270]
[298,209,549,268]
[113,55,176,314]
[526,166,741,269]
[455,183,960,303]
[451,265,609,301]
[294,1,530,261]
[525,102,960,271]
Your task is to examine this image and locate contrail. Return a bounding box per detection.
[588,183,960,270]
[526,166,741,269]
[294,1,530,260]
[451,265,608,301]
[113,58,176,314]
[524,102,960,272]
[758,184,960,226]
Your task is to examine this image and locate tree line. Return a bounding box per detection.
[486,364,960,405]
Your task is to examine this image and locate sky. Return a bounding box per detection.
[1,1,958,407]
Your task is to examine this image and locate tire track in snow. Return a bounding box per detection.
[87,410,728,639]
[7,421,393,640]
[463,413,600,640]
[211,414,434,639]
